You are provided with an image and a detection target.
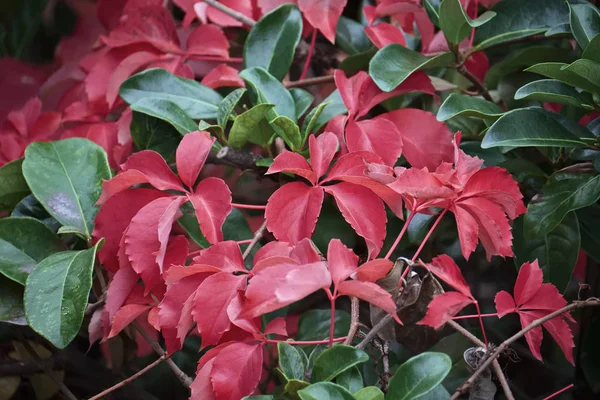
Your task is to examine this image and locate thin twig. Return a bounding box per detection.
[284,75,335,89]
[203,0,256,26]
[242,220,268,260]
[344,297,360,345]
[447,320,515,400]
[456,64,494,103]
[132,322,193,388]
[450,299,600,400]
[88,354,167,400]
[356,314,394,350]
[381,341,390,392]
[85,296,106,316]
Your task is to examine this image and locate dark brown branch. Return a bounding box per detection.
[88,355,167,400]
[457,64,494,102]
[344,297,360,345]
[450,299,600,400]
[207,147,265,172]
[284,75,335,89]
[356,313,394,350]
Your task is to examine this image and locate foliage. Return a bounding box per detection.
[2,0,600,399]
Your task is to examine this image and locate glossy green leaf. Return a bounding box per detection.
[439,0,495,45]
[25,242,100,348]
[297,310,351,342]
[514,213,579,292]
[336,366,363,393]
[0,275,26,325]
[424,0,442,27]
[583,33,600,63]
[130,98,197,135]
[0,217,62,285]
[271,115,302,150]
[576,204,600,262]
[482,108,591,149]
[336,16,372,55]
[568,3,600,49]
[560,59,600,93]
[239,67,296,122]
[12,195,61,233]
[461,142,507,167]
[22,138,111,240]
[284,379,311,395]
[311,345,369,383]
[354,387,385,400]
[515,79,595,109]
[369,45,453,92]
[386,352,452,400]
[244,4,302,81]
[278,342,306,381]
[415,385,451,400]
[0,159,29,212]
[228,104,275,149]
[437,93,504,122]
[525,172,600,238]
[474,0,575,50]
[545,22,572,37]
[526,62,600,94]
[313,90,347,132]
[120,68,222,119]
[130,112,181,161]
[218,88,247,128]
[301,101,329,143]
[340,47,378,76]
[298,382,355,400]
[290,88,314,119]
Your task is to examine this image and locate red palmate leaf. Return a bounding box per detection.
[421,255,474,299]
[273,262,333,303]
[210,342,264,400]
[201,64,245,89]
[364,22,407,48]
[108,304,153,338]
[494,260,575,364]
[267,150,317,185]
[156,197,187,272]
[192,241,246,272]
[327,239,359,286]
[309,132,338,179]
[355,258,393,282]
[345,118,403,166]
[186,24,230,58]
[188,178,232,245]
[337,280,402,324]
[298,0,347,43]
[418,292,474,329]
[176,131,214,190]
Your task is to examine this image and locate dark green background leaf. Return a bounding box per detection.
[0,158,30,212]
[311,345,368,383]
[386,352,451,400]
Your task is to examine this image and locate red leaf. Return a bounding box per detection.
[156,197,187,272]
[324,182,386,259]
[377,109,454,170]
[494,291,517,318]
[327,239,359,287]
[106,51,160,107]
[274,262,332,304]
[193,272,246,347]
[465,51,489,83]
[201,64,245,89]
[418,292,474,329]
[192,241,245,272]
[264,317,288,336]
[309,133,338,180]
[104,266,140,325]
[89,308,103,347]
[94,188,168,272]
[388,167,455,213]
[108,304,153,338]
[191,357,217,400]
[186,24,230,58]
[188,177,232,244]
[176,131,214,189]
[290,238,322,264]
[253,241,294,266]
[266,150,317,185]
[421,255,473,299]
[345,118,402,166]
[513,260,544,306]
[211,342,263,400]
[337,280,401,324]
[356,259,393,282]
[298,0,347,43]
[265,182,324,243]
[365,22,407,48]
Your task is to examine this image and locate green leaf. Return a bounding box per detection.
[386,352,452,400]
[415,385,450,400]
[239,67,296,122]
[560,59,600,93]
[272,116,302,150]
[12,195,61,232]
[311,345,369,383]
[482,107,591,149]
[576,204,600,262]
[0,158,29,212]
[336,366,363,393]
[474,0,575,50]
[525,62,600,94]
[120,68,223,119]
[514,79,595,109]
[336,16,372,55]
[25,242,101,348]
[22,138,112,240]
[130,98,198,135]
[354,387,385,400]
[298,382,355,400]
[290,88,314,120]
[568,3,600,49]
[244,4,302,81]
[340,47,378,76]
[4,0,46,59]
[301,101,329,143]
[228,104,275,149]
[460,142,508,167]
[369,45,453,92]
[0,217,62,285]
[524,172,600,237]
[0,275,26,325]
[437,93,504,122]
[130,112,181,161]
[514,213,579,292]
[424,0,442,27]
[439,0,495,45]
[583,33,600,63]
[218,88,247,128]
[313,90,347,132]
[278,342,306,381]
[312,200,357,253]
[297,310,350,342]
